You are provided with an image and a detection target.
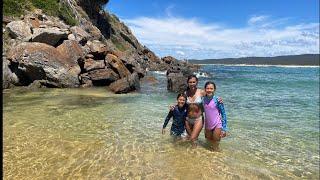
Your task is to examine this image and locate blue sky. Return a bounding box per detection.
[105,0,319,59]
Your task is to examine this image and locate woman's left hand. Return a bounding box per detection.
[218,97,223,104]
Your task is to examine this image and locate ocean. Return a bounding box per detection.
[3,64,319,179]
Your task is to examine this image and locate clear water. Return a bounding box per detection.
[3,65,319,179]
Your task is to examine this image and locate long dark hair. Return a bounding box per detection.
[176,93,187,100]
[186,74,198,92]
[204,81,216,90]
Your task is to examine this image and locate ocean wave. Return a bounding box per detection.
[152,71,167,75]
[194,71,210,78]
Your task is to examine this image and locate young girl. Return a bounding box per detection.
[185,103,202,147]
[162,93,188,138]
[203,81,228,151]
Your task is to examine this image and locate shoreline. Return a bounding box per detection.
[193,64,319,68]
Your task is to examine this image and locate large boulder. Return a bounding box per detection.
[87,68,119,86]
[119,54,146,78]
[109,72,140,93]
[6,42,81,87]
[105,54,131,78]
[83,58,106,72]
[80,21,103,40]
[3,58,19,89]
[5,21,32,41]
[86,40,109,57]
[56,40,84,76]
[31,27,68,46]
[167,73,187,93]
[23,14,41,28]
[56,40,84,65]
[70,26,92,44]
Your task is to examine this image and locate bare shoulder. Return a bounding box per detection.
[199,89,206,96]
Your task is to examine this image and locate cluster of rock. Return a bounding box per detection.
[161,56,200,93]
[2,0,199,93]
[3,13,137,93]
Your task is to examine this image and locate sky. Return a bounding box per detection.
[104,0,320,59]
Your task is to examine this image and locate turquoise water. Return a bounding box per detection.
[3,65,319,179]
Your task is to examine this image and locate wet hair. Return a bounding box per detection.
[204,81,216,90]
[188,103,201,117]
[186,75,198,91]
[176,93,187,100]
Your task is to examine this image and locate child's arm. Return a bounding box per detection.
[162,110,173,134]
[185,118,192,136]
[217,97,228,132]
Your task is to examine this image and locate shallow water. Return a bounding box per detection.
[3,66,320,179]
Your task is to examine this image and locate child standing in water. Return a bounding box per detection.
[185,103,203,147]
[203,81,228,151]
[162,93,188,138]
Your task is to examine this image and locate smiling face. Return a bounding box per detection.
[205,83,215,97]
[177,96,186,108]
[187,77,198,91]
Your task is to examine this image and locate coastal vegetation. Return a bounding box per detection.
[3,0,77,25]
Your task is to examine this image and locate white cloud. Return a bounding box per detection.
[165,4,175,17]
[248,15,269,25]
[123,15,319,59]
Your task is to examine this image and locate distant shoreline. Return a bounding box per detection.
[193,64,319,68]
[188,54,320,66]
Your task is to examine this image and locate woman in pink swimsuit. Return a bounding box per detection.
[203,81,228,151]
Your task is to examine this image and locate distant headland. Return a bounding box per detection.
[188,54,320,66]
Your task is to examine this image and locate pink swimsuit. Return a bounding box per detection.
[204,98,222,130]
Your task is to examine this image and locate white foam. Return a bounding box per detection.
[194,72,210,78]
[152,71,167,75]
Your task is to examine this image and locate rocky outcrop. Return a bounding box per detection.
[2,0,199,94]
[167,73,187,93]
[6,42,81,87]
[163,56,200,92]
